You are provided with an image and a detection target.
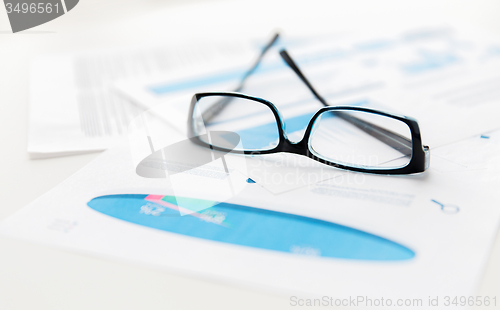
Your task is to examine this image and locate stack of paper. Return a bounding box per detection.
[28,39,255,158]
[5,23,500,307]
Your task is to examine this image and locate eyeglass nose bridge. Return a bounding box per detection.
[279,138,310,157]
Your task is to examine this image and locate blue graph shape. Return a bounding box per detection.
[88,194,415,261]
[401,50,460,74]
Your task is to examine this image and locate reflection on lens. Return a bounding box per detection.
[309,109,413,169]
[192,95,280,151]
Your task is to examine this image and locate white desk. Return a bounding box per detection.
[1,1,499,308]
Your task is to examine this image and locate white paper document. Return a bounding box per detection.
[3,114,500,308]
[112,24,500,195]
[28,40,254,158]
[116,24,500,149]
[13,21,500,309]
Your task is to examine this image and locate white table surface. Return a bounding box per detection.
[1,0,499,309]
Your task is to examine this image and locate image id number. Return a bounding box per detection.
[444,296,497,307]
[5,2,60,14]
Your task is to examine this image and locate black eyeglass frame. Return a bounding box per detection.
[188,91,430,175]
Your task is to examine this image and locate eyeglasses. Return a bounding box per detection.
[187,34,430,175]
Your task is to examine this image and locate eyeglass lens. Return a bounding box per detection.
[310,110,413,169]
[192,95,280,152]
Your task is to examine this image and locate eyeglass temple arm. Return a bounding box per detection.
[279,49,413,156]
[334,112,412,156]
[200,33,280,123]
[235,33,280,92]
